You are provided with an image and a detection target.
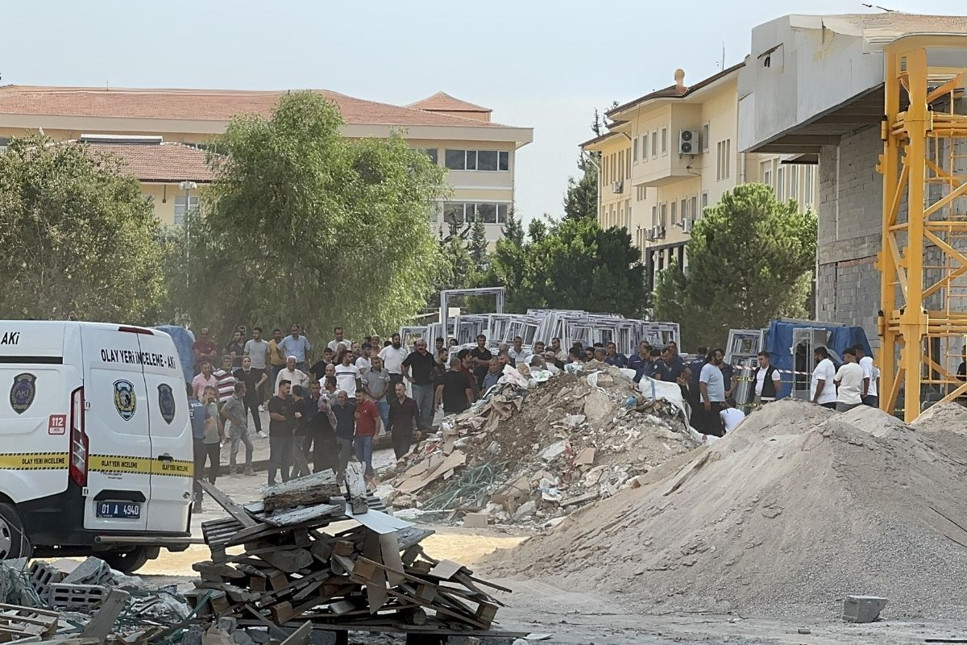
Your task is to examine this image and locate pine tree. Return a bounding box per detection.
[468,218,489,273]
[502,211,525,246]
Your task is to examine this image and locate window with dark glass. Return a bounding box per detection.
[477,203,497,223]
[477,150,498,171]
[445,150,466,170]
[499,151,509,170]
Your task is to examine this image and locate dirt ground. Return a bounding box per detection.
[128,448,967,644]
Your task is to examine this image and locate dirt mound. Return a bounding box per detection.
[912,401,967,434]
[483,399,967,619]
[385,362,697,526]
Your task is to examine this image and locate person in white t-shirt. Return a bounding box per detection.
[378,333,409,387]
[833,347,865,412]
[810,346,838,409]
[853,344,879,408]
[720,397,746,433]
[355,342,374,375]
[334,351,362,400]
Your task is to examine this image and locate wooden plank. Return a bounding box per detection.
[379,532,406,587]
[200,481,258,528]
[427,559,464,581]
[80,589,131,641]
[242,605,289,641]
[258,548,313,574]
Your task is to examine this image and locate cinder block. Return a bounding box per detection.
[463,512,489,529]
[843,595,888,623]
[48,583,108,610]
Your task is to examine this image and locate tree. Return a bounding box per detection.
[484,217,648,317]
[467,218,489,273]
[501,211,525,246]
[164,92,448,339]
[563,103,615,221]
[0,135,165,322]
[528,218,548,244]
[653,183,817,348]
[438,216,474,291]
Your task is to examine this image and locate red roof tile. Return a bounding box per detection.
[0,85,501,128]
[79,141,216,183]
[408,91,492,114]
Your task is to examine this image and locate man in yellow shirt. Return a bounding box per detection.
[267,328,287,402]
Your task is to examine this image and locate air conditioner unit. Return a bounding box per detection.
[645,227,656,241]
[679,130,699,155]
[682,218,693,234]
[612,180,624,193]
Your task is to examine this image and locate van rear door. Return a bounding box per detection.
[80,326,151,532]
[132,329,192,531]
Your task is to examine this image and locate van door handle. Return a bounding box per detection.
[157,455,174,462]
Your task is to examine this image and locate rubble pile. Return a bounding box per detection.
[386,361,699,526]
[484,399,967,619]
[188,471,507,637]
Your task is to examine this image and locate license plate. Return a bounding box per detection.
[95,501,141,519]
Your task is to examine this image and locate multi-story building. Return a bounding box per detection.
[582,64,818,290]
[0,86,533,242]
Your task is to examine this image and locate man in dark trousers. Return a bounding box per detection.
[267,380,296,485]
[332,390,357,483]
[387,382,419,460]
[187,383,211,513]
[752,351,781,405]
[436,357,474,416]
[234,356,266,436]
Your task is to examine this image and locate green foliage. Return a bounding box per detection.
[467,218,489,273]
[163,91,448,340]
[0,135,165,322]
[484,217,647,317]
[563,154,598,221]
[653,183,817,347]
[501,211,525,246]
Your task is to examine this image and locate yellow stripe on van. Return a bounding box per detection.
[0,452,69,470]
[89,454,193,477]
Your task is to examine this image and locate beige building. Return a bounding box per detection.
[582,64,817,290]
[0,86,533,242]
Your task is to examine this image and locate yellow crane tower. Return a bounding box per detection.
[879,34,967,421]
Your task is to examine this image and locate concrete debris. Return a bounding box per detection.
[843,595,888,623]
[385,361,697,526]
[485,399,967,620]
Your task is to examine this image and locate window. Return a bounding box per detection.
[680,198,688,222]
[422,148,439,164]
[651,205,658,226]
[636,186,647,201]
[661,128,668,155]
[690,196,698,222]
[441,202,510,225]
[701,192,709,213]
[444,202,465,224]
[790,165,799,202]
[173,195,199,226]
[776,166,786,200]
[659,203,668,227]
[804,165,815,207]
[701,123,710,152]
[670,200,677,225]
[477,150,498,171]
[651,131,658,157]
[633,138,638,162]
[626,148,631,178]
[443,149,509,171]
[642,134,649,162]
[761,160,773,189]
[716,139,732,180]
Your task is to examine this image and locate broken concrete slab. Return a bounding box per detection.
[842,595,888,623]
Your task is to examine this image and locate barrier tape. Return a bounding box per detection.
[0,452,192,476]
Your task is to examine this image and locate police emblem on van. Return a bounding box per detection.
[10,373,36,415]
[113,380,137,421]
[158,383,175,424]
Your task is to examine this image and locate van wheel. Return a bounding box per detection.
[0,503,27,560]
[101,547,152,574]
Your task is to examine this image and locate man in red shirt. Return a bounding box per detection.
[354,390,381,487]
[193,328,218,374]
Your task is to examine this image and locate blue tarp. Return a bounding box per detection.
[762,320,872,400]
[155,325,196,384]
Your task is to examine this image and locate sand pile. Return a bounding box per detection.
[385,362,697,526]
[483,399,967,619]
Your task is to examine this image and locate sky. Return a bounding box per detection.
[2,0,966,221]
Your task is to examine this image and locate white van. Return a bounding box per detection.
[0,321,195,572]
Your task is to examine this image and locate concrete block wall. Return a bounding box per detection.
[816,125,883,347]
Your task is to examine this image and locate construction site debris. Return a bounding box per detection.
[192,471,509,638]
[385,361,697,525]
[842,595,888,623]
[484,399,967,619]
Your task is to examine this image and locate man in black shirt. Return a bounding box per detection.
[225,329,247,369]
[266,380,296,485]
[234,357,266,436]
[436,357,474,416]
[387,382,419,459]
[332,390,356,483]
[402,339,436,432]
[469,334,494,389]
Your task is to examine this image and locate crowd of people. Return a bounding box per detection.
[182,323,881,511]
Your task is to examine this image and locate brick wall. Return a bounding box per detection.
[816,125,883,347]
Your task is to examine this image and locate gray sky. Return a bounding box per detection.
[2,0,965,221]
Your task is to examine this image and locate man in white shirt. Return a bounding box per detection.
[275,356,308,394]
[328,327,351,353]
[752,351,782,404]
[833,347,865,412]
[334,351,362,400]
[244,327,271,402]
[699,348,727,436]
[720,397,746,433]
[378,333,409,388]
[854,345,879,408]
[810,347,838,410]
[355,342,374,375]
[507,336,531,366]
